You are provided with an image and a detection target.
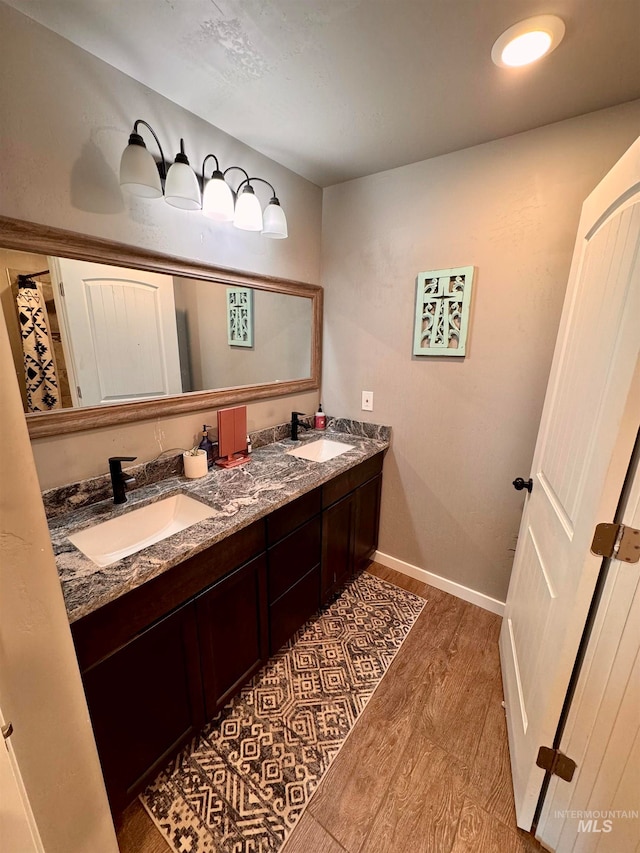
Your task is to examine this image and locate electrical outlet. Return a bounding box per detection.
[362,390,374,411]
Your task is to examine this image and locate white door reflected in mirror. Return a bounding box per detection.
[51,258,182,407]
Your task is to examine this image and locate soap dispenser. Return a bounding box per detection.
[198,425,215,468]
[315,403,326,430]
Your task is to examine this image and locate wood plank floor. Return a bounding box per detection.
[116,564,543,853]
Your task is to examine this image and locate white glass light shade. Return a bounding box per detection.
[202,175,234,221]
[164,161,202,210]
[119,143,162,198]
[233,187,263,231]
[262,201,288,239]
[491,15,565,68]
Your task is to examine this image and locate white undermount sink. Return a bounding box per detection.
[286,438,355,463]
[68,494,216,568]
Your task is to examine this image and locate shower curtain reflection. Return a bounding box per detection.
[13,270,71,412]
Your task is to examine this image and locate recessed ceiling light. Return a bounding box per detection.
[492,15,565,68]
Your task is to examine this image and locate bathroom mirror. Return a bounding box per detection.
[0,216,322,438]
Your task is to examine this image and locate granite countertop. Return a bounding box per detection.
[50,425,389,624]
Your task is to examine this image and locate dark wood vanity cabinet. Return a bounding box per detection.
[321,492,355,601]
[71,519,265,812]
[321,455,383,604]
[71,450,384,815]
[80,602,204,814]
[197,553,268,718]
[354,472,383,571]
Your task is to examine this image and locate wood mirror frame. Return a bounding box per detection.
[0,216,322,439]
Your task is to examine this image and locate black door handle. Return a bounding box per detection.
[513,477,533,493]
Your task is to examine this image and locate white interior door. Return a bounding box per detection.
[536,420,640,851]
[500,137,640,829]
[50,258,182,407]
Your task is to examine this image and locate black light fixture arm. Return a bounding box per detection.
[223,166,251,193]
[202,153,221,177]
[237,176,280,204]
[201,153,229,195]
[174,138,191,165]
[131,119,167,180]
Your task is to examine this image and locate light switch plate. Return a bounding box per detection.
[362,390,374,411]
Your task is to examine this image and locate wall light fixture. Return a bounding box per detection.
[164,139,201,210]
[119,119,288,238]
[233,181,264,233]
[201,155,234,222]
[119,120,165,198]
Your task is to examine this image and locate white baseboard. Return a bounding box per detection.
[374,551,505,617]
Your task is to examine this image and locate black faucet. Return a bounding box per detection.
[291,412,312,442]
[109,456,137,504]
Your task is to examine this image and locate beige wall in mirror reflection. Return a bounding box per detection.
[174,277,312,391]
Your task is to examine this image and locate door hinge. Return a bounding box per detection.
[1,721,13,740]
[591,523,640,563]
[536,746,576,782]
[76,385,82,400]
[59,280,65,297]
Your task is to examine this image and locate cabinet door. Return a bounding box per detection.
[321,492,354,603]
[353,473,382,572]
[197,553,268,717]
[81,602,203,814]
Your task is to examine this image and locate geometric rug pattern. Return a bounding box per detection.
[140,571,425,852]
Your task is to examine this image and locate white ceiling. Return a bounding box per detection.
[6,0,640,186]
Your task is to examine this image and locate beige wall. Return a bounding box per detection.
[321,103,640,603]
[0,3,323,489]
[0,301,118,852]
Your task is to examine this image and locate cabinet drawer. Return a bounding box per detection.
[269,565,320,654]
[268,516,321,603]
[322,452,384,508]
[267,487,321,545]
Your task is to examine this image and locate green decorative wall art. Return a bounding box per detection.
[226,287,253,347]
[413,265,474,357]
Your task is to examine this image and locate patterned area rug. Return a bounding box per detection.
[141,571,425,853]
